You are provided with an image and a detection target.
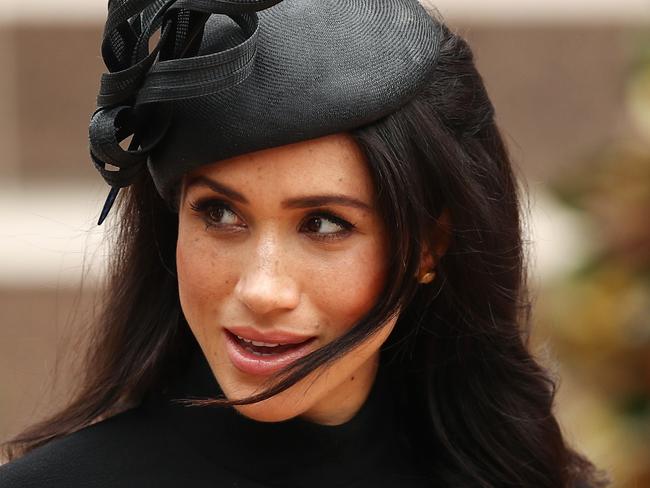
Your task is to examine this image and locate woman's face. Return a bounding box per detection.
[176,133,396,425]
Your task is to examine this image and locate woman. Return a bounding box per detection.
[0,0,608,486]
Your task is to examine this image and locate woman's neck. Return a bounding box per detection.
[298,353,381,426]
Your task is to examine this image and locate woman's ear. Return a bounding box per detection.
[417,208,452,281]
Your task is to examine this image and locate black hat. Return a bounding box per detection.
[89,0,442,224]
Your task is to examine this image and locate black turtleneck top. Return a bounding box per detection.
[0,349,432,487]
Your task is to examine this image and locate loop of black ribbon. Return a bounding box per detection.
[90,0,282,224]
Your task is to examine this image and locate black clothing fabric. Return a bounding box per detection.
[0,350,432,487]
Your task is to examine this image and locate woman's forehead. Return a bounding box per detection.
[184,133,376,202]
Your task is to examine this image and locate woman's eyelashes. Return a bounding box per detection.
[301,213,356,241]
[190,198,244,232]
[188,197,356,240]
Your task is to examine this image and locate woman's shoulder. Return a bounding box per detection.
[0,400,262,488]
[0,406,142,487]
[0,404,200,488]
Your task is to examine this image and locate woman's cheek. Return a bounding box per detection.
[176,231,223,326]
[309,243,387,332]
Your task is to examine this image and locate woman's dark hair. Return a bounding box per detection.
[2,19,608,488]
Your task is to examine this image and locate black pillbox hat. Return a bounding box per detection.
[89,0,442,222]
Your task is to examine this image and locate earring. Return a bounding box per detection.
[418,270,436,284]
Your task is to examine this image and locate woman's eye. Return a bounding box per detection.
[207,206,238,225]
[301,214,354,239]
[189,199,244,229]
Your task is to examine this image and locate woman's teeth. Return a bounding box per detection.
[232,333,314,357]
[235,335,283,347]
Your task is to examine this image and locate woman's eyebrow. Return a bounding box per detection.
[282,195,372,212]
[186,175,248,204]
[186,175,372,211]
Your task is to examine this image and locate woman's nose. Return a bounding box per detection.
[233,237,300,315]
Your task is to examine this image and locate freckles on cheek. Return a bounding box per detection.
[176,232,223,318]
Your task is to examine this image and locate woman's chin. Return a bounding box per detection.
[232,400,303,423]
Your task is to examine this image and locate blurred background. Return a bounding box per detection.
[0,0,649,484]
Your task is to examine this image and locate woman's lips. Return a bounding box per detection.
[224,329,317,376]
[225,325,314,345]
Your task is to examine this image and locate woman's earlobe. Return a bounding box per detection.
[415,208,452,283]
[417,270,436,284]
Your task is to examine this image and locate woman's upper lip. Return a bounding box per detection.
[225,325,315,344]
